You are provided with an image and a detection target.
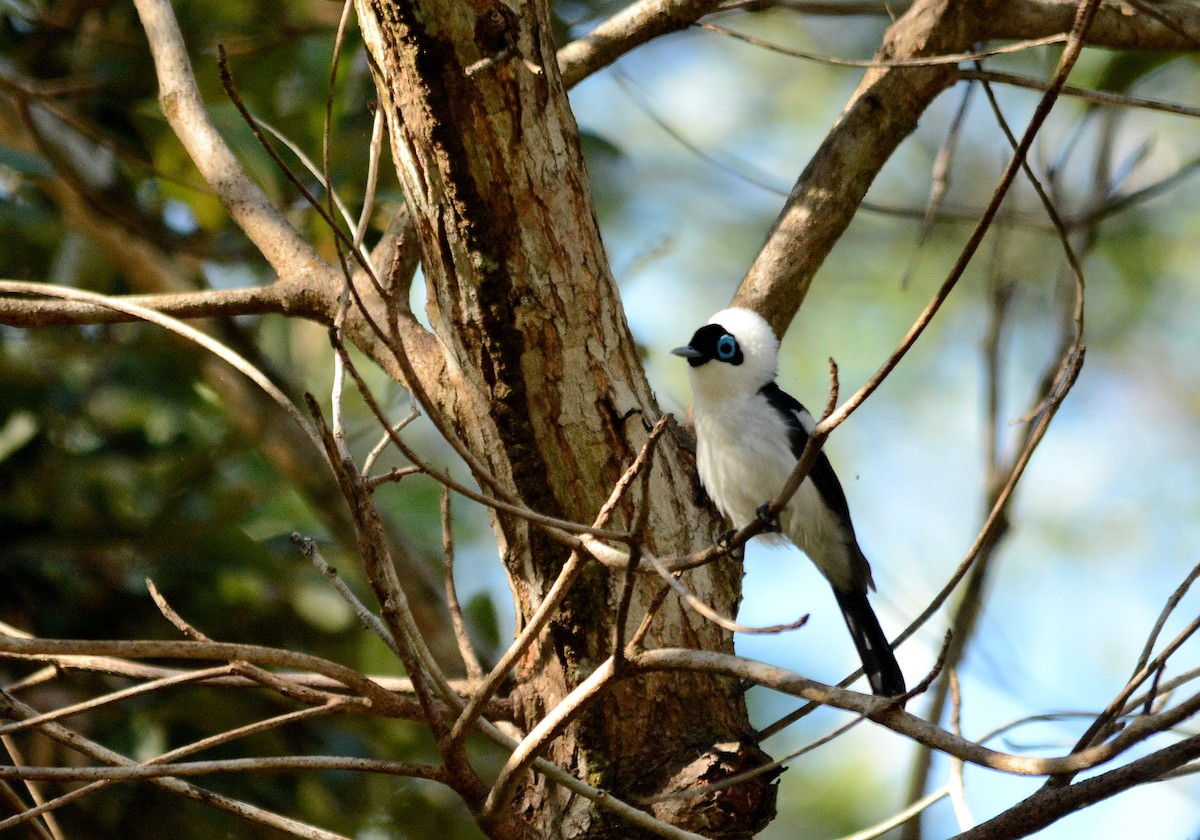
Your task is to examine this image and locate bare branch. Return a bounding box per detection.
[557,0,725,89]
[0,736,61,840]
[954,735,1200,839]
[0,283,309,327]
[131,0,339,289]
[0,664,234,737]
[816,0,1098,431]
[0,689,353,840]
[956,68,1200,120]
[632,648,1200,777]
[441,489,486,682]
[0,702,359,834]
[0,636,409,717]
[0,756,445,784]
[700,23,1067,68]
[482,657,620,826]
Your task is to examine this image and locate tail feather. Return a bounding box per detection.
[834,589,906,698]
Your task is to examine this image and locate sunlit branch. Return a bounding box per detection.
[0,636,408,717]
[131,0,338,289]
[440,489,486,682]
[557,0,726,89]
[632,648,1200,777]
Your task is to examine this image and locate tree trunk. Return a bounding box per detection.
[355,0,775,836]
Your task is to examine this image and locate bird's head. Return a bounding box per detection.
[672,307,780,403]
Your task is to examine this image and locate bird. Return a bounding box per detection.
[672,307,906,698]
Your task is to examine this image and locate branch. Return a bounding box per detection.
[632,649,1200,778]
[0,756,444,784]
[734,0,982,331]
[0,689,352,840]
[0,636,409,717]
[131,0,339,290]
[558,0,725,89]
[954,735,1200,839]
[0,281,314,327]
[814,0,1098,431]
[988,0,1200,48]
[0,703,361,833]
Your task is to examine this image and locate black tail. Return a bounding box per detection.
[834,589,906,698]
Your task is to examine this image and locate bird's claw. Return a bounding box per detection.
[716,528,738,554]
[756,503,781,533]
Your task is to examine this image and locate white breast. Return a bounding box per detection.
[693,390,858,590]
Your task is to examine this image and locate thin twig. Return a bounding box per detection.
[0,663,234,737]
[948,670,973,830]
[147,579,345,707]
[642,550,809,635]
[0,688,352,840]
[0,756,445,783]
[0,736,62,840]
[441,488,485,682]
[0,636,410,718]
[699,22,1067,68]
[335,344,633,543]
[963,67,1200,120]
[1054,585,1200,782]
[0,701,360,833]
[362,406,421,476]
[304,393,463,738]
[355,105,387,250]
[292,534,402,656]
[836,786,950,840]
[482,657,620,821]
[1134,561,1200,679]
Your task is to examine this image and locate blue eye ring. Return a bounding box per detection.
[716,334,737,360]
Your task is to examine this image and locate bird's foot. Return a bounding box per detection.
[756,503,781,533]
[716,528,738,554]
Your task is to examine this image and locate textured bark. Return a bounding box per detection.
[355,1,774,837]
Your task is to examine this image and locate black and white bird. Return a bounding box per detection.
[672,307,905,698]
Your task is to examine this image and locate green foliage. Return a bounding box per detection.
[0,3,475,834]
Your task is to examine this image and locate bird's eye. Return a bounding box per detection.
[716,334,737,360]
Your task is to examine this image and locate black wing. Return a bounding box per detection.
[758,382,856,527]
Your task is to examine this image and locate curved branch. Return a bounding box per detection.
[131,0,340,290]
[734,0,982,332]
[0,282,311,327]
[557,0,724,89]
[989,0,1200,47]
[0,636,407,718]
[632,649,1200,778]
[0,688,353,840]
[954,735,1200,839]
